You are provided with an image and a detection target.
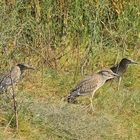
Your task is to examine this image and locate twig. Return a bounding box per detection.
[10,76,18,131]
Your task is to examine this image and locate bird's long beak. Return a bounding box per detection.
[112,72,119,77]
[25,65,35,70]
[28,66,35,70]
[130,60,138,64]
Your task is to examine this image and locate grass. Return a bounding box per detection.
[0,66,140,140]
[0,0,140,139]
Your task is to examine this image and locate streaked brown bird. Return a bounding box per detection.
[67,68,118,106]
[109,58,137,90]
[0,64,34,93]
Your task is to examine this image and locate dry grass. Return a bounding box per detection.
[0,65,140,140]
[0,0,140,139]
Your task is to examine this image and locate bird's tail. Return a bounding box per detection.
[67,90,79,103]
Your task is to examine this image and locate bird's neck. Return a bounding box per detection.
[100,75,108,84]
[10,66,22,81]
[118,63,128,74]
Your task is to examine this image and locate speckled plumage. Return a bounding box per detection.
[67,68,118,103]
[0,64,34,93]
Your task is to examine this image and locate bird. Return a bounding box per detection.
[67,68,118,106]
[0,63,35,93]
[109,58,137,90]
[110,58,137,76]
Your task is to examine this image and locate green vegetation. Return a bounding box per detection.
[0,0,140,139]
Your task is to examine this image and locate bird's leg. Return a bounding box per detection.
[90,92,95,111]
[117,77,122,90]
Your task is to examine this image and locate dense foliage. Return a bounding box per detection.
[0,0,140,139]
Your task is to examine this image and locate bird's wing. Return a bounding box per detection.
[0,72,12,90]
[0,71,10,81]
[70,75,97,96]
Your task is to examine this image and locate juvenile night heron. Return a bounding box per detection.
[109,58,137,90]
[0,64,34,93]
[67,68,118,106]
